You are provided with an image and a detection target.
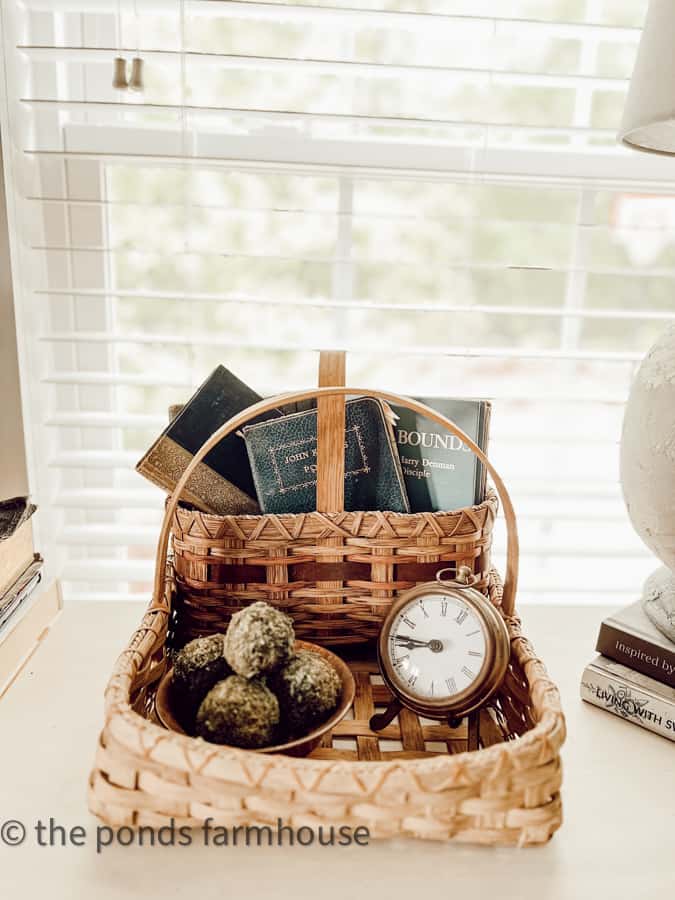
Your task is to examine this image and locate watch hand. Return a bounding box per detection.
[394,636,428,648]
[393,636,444,652]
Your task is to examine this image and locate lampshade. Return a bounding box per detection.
[619,0,675,155]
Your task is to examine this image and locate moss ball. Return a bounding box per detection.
[224,602,294,678]
[270,650,341,736]
[172,634,232,719]
[195,676,280,748]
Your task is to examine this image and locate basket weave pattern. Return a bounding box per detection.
[171,492,497,646]
[89,570,564,846]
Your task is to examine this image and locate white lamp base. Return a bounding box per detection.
[642,566,675,643]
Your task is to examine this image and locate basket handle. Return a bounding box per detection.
[149,387,519,617]
[317,351,346,513]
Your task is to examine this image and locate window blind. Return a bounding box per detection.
[0,0,665,605]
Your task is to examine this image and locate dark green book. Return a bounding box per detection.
[392,398,491,513]
[242,397,410,515]
[137,366,281,515]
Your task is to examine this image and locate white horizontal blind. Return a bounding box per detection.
[0,0,666,605]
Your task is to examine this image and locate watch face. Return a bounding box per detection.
[386,590,488,703]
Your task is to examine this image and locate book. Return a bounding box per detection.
[0,497,36,596]
[0,556,43,635]
[0,580,62,699]
[580,654,675,742]
[596,601,675,689]
[137,365,282,516]
[391,398,491,512]
[242,397,411,515]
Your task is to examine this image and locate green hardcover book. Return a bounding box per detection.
[242,397,410,515]
[392,398,491,513]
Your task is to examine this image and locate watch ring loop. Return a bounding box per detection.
[436,565,476,587]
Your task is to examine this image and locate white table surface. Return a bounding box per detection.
[0,602,672,900]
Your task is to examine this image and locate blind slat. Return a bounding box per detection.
[30,289,675,322]
[184,0,644,37]
[37,332,645,363]
[21,0,642,39]
[47,412,166,428]
[33,196,675,231]
[24,145,675,192]
[17,45,629,90]
[42,380,627,405]
[54,490,159,508]
[49,451,138,468]
[30,246,675,282]
[20,98,617,139]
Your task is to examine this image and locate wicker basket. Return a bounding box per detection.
[89,374,566,847]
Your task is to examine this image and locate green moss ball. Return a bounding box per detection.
[172,634,232,719]
[195,676,280,748]
[224,602,295,678]
[270,650,341,736]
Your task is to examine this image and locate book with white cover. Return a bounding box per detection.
[580,654,675,742]
[0,581,62,699]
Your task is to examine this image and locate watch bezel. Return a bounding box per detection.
[377,582,510,720]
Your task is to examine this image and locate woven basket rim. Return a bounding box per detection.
[173,486,499,524]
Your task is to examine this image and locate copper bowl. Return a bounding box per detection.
[155,639,355,758]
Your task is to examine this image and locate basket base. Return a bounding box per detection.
[151,654,512,761]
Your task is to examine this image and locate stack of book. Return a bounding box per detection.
[0,496,60,697]
[581,600,675,742]
[136,364,491,517]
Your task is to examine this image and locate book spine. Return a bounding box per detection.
[580,666,675,742]
[595,622,675,689]
[0,581,62,699]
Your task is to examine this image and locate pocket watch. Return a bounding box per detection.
[370,567,510,745]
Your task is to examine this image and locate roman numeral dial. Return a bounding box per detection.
[376,580,511,736]
[386,592,488,703]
